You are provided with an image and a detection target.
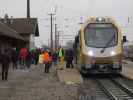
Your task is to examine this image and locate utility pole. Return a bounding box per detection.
[48,13,55,52]
[27,0,30,18]
[57,31,60,49]
[55,24,57,50]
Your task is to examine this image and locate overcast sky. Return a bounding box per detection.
[0,0,133,47]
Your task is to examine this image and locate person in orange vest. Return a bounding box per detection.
[43,50,51,73]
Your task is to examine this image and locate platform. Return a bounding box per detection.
[57,68,83,84]
[121,60,133,80]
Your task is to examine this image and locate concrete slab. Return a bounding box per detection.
[121,60,133,80]
[57,68,83,84]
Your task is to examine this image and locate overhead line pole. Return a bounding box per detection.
[55,24,57,50]
[48,13,55,52]
[57,31,60,48]
[50,14,53,51]
[27,0,30,18]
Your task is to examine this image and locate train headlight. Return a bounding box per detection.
[110,51,116,56]
[98,18,102,21]
[88,50,94,56]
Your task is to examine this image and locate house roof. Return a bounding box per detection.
[0,21,25,41]
[0,18,39,36]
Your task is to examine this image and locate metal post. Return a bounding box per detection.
[57,31,60,49]
[48,13,55,52]
[50,14,53,52]
[27,0,30,18]
[55,24,57,50]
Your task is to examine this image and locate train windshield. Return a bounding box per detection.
[84,23,118,48]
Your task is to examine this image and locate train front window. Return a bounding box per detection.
[84,23,118,48]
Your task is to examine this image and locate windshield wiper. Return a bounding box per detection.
[100,34,115,53]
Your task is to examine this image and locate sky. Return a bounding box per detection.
[0,0,133,47]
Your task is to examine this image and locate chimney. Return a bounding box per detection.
[27,0,30,18]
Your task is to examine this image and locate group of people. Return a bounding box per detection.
[38,50,53,73]
[57,47,74,69]
[0,47,40,80]
[38,47,74,72]
[0,47,75,80]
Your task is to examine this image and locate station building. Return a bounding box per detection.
[0,15,39,52]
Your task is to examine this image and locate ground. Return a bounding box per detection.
[1,60,132,100]
[0,64,79,100]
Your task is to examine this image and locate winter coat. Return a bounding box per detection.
[19,48,28,59]
[1,52,10,65]
[65,49,74,62]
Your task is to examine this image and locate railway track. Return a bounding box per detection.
[95,77,133,100]
[78,76,133,100]
[114,76,133,92]
[78,78,109,100]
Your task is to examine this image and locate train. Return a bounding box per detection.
[74,17,126,74]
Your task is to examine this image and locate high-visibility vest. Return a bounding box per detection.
[38,54,44,64]
[59,49,64,57]
[43,52,50,62]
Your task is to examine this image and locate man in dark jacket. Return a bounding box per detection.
[1,49,11,80]
[65,48,74,68]
[52,51,58,66]
[34,49,39,65]
[11,48,18,69]
[26,50,32,69]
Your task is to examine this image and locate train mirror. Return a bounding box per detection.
[123,35,127,43]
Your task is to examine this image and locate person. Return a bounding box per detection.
[1,49,11,80]
[65,48,74,68]
[43,50,50,73]
[58,48,65,70]
[52,51,58,66]
[38,50,44,68]
[11,48,18,69]
[48,51,53,67]
[26,50,32,69]
[34,49,40,65]
[19,47,28,69]
[30,49,35,64]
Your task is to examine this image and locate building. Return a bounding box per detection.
[0,16,39,49]
[0,21,26,53]
[0,0,39,51]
